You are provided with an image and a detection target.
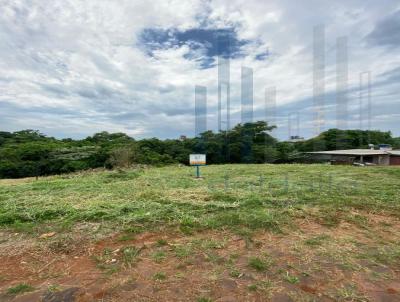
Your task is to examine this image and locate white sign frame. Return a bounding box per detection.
[190,154,206,166]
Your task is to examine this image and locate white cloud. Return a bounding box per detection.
[0,0,399,140]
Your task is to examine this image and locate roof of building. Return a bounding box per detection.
[307,149,391,156]
[388,150,400,156]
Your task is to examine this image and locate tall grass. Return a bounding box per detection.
[0,165,399,233]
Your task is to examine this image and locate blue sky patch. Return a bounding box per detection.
[255,49,269,61]
[139,27,249,68]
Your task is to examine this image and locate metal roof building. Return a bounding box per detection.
[307,149,400,166]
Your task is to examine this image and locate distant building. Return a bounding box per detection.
[287,135,305,143]
[308,149,400,166]
[179,135,187,141]
[378,144,392,151]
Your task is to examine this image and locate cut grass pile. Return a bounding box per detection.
[0,164,399,235]
[7,283,34,295]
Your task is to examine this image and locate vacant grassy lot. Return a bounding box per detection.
[0,164,399,301]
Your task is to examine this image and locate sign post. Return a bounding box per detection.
[190,154,206,178]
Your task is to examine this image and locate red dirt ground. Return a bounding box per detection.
[0,214,399,301]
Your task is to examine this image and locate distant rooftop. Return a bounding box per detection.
[308,149,400,156]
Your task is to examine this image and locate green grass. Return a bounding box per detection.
[173,244,193,259]
[359,243,400,265]
[1,164,399,302]
[197,298,213,302]
[0,164,399,235]
[334,284,369,301]
[153,271,167,281]
[117,233,136,242]
[47,284,61,293]
[7,283,35,295]
[229,268,242,278]
[248,256,271,272]
[121,246,141,267]
[304,234,330,246]
[156,239,168,246]
[152,251,167,263]
[247,280,274,293]
[284,272,299,284]
[248,284,258,291]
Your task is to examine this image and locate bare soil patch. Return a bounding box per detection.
[0,213,399,301]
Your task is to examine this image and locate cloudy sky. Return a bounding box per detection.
[0,0,399,140]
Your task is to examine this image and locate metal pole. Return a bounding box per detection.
[196,166,200,178]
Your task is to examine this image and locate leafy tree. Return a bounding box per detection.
[297,129,395,152]
[393,137,400,149]
[0,124,397,179]
[107,146,138,168]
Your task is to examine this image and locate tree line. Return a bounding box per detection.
[0,122,399,179]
